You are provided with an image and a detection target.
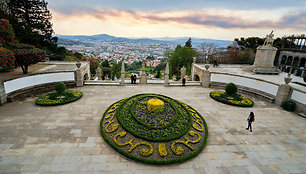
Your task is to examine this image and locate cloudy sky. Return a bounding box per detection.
[47,0,306,40]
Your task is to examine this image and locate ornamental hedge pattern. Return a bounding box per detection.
[35,90,83,106]
[210,91,254,107]
[100,93,208,165]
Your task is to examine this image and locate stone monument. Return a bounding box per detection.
[253,31,279,74]
[140,60,147,84]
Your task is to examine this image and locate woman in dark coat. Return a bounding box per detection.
[246,112,255,132]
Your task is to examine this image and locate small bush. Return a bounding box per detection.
[54,82,66,94]
[0,47,15,72]
[304,74,306,82]
[225,82,238,95]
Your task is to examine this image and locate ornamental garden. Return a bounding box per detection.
[100,93,208,165]
[210,82,254,107]
[35,82,83,106]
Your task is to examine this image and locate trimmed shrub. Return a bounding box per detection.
[225,82,238,95]
[0,19,17,48]
[0,47,15,72]
[54,82,66,94]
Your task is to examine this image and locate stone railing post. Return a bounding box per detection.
[120,61,125,86]
[164,62,170,87]
[202,65,211,88]
[0,80,7,105]
[75,61,84,87]
[275,75,293,106]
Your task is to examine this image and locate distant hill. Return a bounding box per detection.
[56,34,232,48]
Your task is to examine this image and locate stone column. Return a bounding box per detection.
[120,61,125,86]
[75,69,83,87]
[201,64,210,87]
[191,57,196,81]
[164,62,170,87]
[140,60,147,84]
[202,70,211,88]
[275,76,293,106]
[0,80,7,105]
[75,61,83,87]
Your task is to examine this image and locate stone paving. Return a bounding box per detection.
[0,85,306,174]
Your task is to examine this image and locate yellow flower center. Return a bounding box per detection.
[147,98,164,113]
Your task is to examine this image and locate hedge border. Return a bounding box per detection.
[100,93,208,165]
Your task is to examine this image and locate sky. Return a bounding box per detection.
[47,0,306,40]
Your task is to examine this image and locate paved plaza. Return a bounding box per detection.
[0,85,306,174]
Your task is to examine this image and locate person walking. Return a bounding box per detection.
[246,112,255,132]
[130,74,134,84]
[133,75,137,84]
[182,77,186,87]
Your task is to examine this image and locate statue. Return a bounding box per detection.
[172,75,176,81]
[253,30,279,74]
[263,30,274,46]
[96,67,102,80]
[180,66,186,79]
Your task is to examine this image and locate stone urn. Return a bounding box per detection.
[76,61,81,69]
[284,74,292,84]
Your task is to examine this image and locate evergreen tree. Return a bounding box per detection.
[8,0,53,42]
[185,38,192,48]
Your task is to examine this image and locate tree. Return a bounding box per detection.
[185,38,192,48]
[234,37,264,53]
[101,60,110,67]
[166,44,197,78]
[13,43,46,74]
[155,70,161,78]
[8,0,53,44]
[198,42,217,63]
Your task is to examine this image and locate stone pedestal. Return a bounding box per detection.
[275,84,292,107]
[253,45,279,74]
[0,80,7,105]
[202,70,211,88]
[75,69,83,87]
[164,62,170,87]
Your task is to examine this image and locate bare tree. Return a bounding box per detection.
[198,42,217,63]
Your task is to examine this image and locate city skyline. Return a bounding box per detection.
[48,0,306,40]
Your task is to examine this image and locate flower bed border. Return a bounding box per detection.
[210,91,254,107]
[100,94,208,165]
[35,90,83,106]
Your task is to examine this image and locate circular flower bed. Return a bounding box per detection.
[210,91,254,107]
[35,90,83,106]
[100,94,208,165]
